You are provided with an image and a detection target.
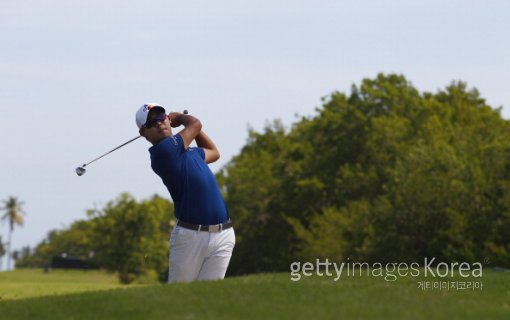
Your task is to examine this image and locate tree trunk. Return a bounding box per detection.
[6,227,12,270]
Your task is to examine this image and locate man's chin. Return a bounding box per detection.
[158,128,171,135]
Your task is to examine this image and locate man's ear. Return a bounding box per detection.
[139,128,145,137]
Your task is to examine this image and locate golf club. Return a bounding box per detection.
[76,109,188,176]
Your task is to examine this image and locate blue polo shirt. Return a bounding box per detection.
[149,134,229,225]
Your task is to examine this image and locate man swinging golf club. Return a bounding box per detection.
[136,103,235,282]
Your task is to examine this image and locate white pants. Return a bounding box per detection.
[168,225,235,283]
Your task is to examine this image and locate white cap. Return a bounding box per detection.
[135,103,166,128]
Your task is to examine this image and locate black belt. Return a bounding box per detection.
[177,219,233,232]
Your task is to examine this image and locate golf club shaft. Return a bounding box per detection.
[81,109,188,168]
[82,135,142,167]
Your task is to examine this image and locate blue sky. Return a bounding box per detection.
[1,0,509,269]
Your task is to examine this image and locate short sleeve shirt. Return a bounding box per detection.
[149,134,229,225]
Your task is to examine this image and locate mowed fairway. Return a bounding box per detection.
[0,269,508,319]
[0,269,135,300]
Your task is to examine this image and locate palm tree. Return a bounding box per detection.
[1,196,25,270]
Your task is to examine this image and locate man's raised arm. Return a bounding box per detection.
[169,112,202,149]
[195,131,220,164]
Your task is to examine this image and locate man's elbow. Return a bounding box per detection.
[193,119,203,132]
[211,150,220,163]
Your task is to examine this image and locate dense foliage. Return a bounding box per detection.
[16,74,510,280]
[17,194,173,283]
[220,74,510,274]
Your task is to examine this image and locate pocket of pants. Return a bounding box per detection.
[170,226,196,247]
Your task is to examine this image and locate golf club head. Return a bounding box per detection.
[76,166,86,176]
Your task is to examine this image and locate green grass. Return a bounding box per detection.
[0,269,508,319]
[0,269,141,300]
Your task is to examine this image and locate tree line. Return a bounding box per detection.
[15,74,510,282]
[16,194,172,283]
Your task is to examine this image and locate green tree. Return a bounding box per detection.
[15,193,174,283]
[16,220,95,268]
[1,196,25,270]
[88,193,172,283]
[220,74,510,273]
[218,121,300,274]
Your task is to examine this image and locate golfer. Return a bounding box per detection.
[136,103,235,282]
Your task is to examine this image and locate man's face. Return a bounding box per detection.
[140,110,172,144]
